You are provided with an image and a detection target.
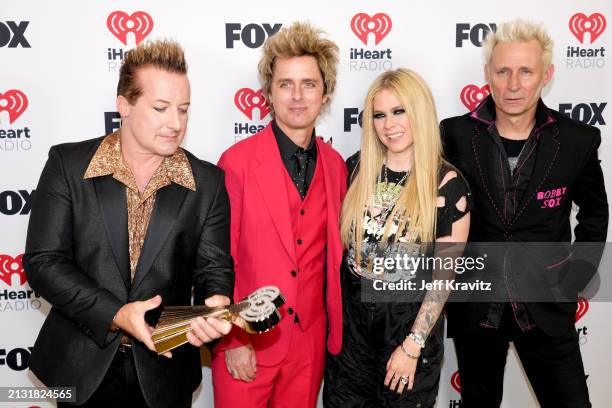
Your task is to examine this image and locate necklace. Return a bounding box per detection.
[374,160,409,208]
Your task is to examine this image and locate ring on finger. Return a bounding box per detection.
[400,376,409,385]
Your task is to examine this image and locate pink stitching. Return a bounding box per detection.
[499,150,508,220]
[509,125,560,228]
[511,131,538,210]
[472,125,506,226]
[546,252,573,269]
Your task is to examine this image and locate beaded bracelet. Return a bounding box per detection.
[408,332,425,348]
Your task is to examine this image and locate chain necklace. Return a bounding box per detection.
[373,160,409,209]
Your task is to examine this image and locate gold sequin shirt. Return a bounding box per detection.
[84,132,196,279]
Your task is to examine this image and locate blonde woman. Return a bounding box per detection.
[324,69,471,407]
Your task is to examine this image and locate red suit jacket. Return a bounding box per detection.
[217,123,347,366]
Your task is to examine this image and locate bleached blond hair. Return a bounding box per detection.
[483,20,554,67]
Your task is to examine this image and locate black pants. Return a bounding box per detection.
[453,306,590,408]
[57,348,190,408]
[324,268,443,408]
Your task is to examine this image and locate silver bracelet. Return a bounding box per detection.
[408,332,425,349]
[400,341,419,359]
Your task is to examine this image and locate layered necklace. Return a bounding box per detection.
[373,160,410,209]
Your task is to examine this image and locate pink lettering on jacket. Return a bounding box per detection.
[536,186,567,209]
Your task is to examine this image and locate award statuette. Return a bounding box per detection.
[152,286,285,355]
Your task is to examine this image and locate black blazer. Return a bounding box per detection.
[23,136,234,407]
[441,97,608,337]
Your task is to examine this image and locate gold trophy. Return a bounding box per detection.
[152,286,285,354]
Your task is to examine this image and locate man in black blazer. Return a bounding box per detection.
[441,20,608,407]
[23,40,234,407]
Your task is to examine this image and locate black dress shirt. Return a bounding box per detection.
[272,120,317,199]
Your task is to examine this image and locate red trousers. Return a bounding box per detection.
[212,313,326,408]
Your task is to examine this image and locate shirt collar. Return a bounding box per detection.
[470,95,556,131]
[84,131,196,192]
[272,119,317,161]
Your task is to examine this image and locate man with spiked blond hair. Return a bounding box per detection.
[212,21,347,407]
[441,19,607,407]
[24,39,235,407]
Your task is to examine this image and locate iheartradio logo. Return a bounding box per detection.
[0,254,26,286]
[0,90,28,124]
[234,88,270,120]
[569,13,607,44]
[460,84,490,111]
[576,297,589,322]
[351,13,392,45]
[450,370,461,393]
[107,11,154,46]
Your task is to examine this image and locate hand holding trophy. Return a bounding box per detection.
[152,286,285,354]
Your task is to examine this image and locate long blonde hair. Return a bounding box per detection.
[341,69,443,253]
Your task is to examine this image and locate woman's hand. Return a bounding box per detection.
[384,337,421,394]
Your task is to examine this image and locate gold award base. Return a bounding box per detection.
[152,286,285,354]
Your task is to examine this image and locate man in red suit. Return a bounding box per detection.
[212,22,347,407]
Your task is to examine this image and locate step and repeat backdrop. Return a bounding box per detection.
[1,0,610,406]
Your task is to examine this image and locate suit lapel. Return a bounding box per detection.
[511,125,560,227]
[131,183,188,292]
[317,139,342,268]
[254,126,296,262]
[317,140,339,227]
[471,124,508,227]
[92,176,131,290]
